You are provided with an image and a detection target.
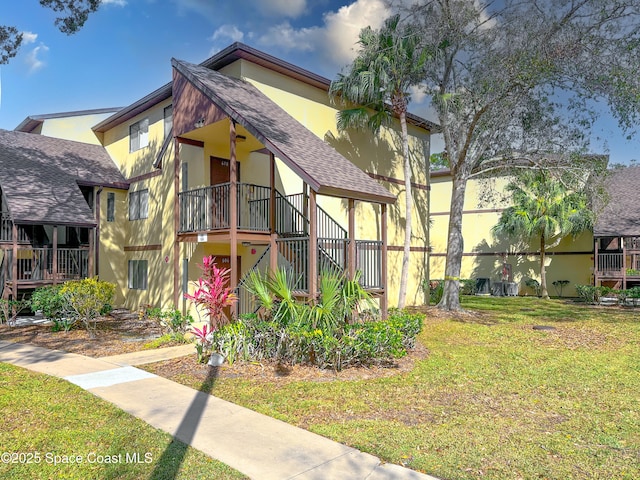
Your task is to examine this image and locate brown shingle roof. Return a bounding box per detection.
[594,165,640,237]
[172,59,396,204]
[0,129,128,227]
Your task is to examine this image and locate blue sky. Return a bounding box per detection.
[1,0,639,162]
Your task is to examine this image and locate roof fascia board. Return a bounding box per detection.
[93,84,172,133]
[17,107,122,132]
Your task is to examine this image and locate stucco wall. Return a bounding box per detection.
[429,173,594,297]
[38,112,113,145]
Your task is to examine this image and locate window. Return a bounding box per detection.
[164,105,173,138]
[129,189,149,220]
[129,118,149,152]
[106,193,115,222]
[128,260,148,290]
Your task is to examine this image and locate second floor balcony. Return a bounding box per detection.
[178,183,338,238]
[179,183,271,234]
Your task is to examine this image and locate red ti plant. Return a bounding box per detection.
[184,256,238,331]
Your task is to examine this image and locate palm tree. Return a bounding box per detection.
[492,170,594,299]
[329,14,430,308]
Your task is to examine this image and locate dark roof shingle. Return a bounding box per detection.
[594,165,640,237]
[172,59,396,204]
[0,129,128,226]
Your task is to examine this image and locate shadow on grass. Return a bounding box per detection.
[455,296,640,324]
[150,365,220,480]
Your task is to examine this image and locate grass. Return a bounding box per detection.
[0,363,247,480]
[148,296,640,479]
[143,333,188,350]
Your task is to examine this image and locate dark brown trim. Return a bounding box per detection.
[367,172,430,191]
[431,168,452,178]
[388,246,431,252]
[229,120,239,293]
[429,250,593,257]
[381,203,388,319]
[128,170,163,184]
[431,208,506,216]
[17,107,122,133]
[95,188,102,277]
[173,137,181,307]
[176,136,205,148]
[124,244,162,252]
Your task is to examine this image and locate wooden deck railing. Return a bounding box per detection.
[0,213,30,243]
[596,253,623,274]
[1,247,88,283]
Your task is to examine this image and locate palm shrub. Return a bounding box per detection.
[492,170,594,300]
[230,269,423,369]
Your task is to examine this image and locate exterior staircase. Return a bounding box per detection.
[236,190,348,315]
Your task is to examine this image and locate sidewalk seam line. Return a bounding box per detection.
[286,450,379,479]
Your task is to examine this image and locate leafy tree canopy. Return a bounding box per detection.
[395,0,640,309]
[1,0,100,64]
[492,168,595,299]
[329,14,431,308]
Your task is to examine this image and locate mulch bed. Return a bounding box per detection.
[143,341,430,384]
[0,309,167,358]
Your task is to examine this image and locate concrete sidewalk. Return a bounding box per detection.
[0,340,437,480]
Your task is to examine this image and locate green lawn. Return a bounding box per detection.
[152,297,640,479]
[0,363,247,480]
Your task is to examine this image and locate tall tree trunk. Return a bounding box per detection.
[397,110,413,309]
[438,170,467,310]
[540,234,549,299]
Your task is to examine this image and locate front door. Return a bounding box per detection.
[210,156,240,185]
[210,157,239,229]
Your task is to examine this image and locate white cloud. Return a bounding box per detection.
[171,0,217,21]
[25,44,49,73]
[409,84,427,104]
[22,32,38,45]
[258,0,389,71]
[253,0,307,18]
[102,0,127,5]
[321,0,388,67]
[211,25,245,43]
[259,22,322,52]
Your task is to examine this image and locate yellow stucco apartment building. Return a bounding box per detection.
[0,43,600,317]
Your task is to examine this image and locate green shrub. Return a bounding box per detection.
[460,279,477,296]
[30,285,74,331]
[575,284,613,304]
[525,278,541,296]
[145,307,194,335]
[428,280,444,305]
[387,309,424,349]
[210,310,424,370]
[60,278,116,338]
